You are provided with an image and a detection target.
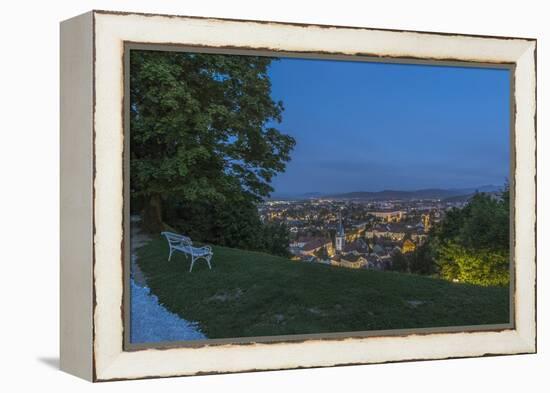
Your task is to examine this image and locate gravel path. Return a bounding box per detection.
[130,216,150,286]
[130,216,207,343]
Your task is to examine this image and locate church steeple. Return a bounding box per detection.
[335,210,345,253]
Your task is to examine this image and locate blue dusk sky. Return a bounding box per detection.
[266,57,510,196]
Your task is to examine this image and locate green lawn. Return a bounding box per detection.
[135,236,509,339]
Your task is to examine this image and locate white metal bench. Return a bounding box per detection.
[161,232,213,272]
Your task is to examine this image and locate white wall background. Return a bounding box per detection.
[0,0,546,391]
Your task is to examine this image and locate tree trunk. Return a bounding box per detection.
[141,194,166,234]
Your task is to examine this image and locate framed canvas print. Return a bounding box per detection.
[60,10,537,382]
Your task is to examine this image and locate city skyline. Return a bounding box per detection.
[267,57,510,195]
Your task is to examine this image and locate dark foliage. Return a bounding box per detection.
[430,186,510,286]
[167,196,290,257]
[389,250,409,273]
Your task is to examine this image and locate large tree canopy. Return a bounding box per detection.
[130,50,295,232]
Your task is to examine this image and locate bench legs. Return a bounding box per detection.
[189,254,213,272]
[168,248,212,272]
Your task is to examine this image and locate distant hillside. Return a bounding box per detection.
[327,185,502,201]
[442,190,502,203]
[442,193,475,203]
[268,185,502,201]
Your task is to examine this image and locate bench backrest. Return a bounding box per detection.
[161,232,192,247]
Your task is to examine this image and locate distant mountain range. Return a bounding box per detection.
[270,185,503,201]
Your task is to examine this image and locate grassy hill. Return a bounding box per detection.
[135,237,509,339]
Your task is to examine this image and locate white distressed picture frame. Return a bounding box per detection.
[60,10,536,382]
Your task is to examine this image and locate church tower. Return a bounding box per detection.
[422,213,431,231]
[335,210,345,253]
